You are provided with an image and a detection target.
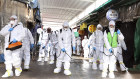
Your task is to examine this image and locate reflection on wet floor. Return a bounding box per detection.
[0,56,140,79]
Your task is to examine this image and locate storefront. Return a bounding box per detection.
[77,0,140,69]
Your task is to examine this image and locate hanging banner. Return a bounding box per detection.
[82,23,87,28]
[80,24,84,30]
[80,23,87,30]
[74,32,79,37]
[106,9,119,21]
[88,25,96,33]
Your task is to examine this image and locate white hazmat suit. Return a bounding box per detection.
[76,37,81,55]
[49,31,59,64]
[92,24,104,70]
[82,36,89,58]
[102,21,124,78]
[54,22,76,75]
[37,28,49,62]
[115,40,127,71]
[88,33,95,62]
[0,15,25,77]
[20,27,34,70]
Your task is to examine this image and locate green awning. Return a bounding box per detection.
[77,0,114,25]
[90,0,113,14]
[77,0,140,25]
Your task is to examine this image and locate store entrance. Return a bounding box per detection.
[116,20,137,68]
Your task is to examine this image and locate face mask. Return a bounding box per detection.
[109,27,115,31]
[10,21,15,25]
[97,29,101,32]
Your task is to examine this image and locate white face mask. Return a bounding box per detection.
[10,21,15,25]
[97,29,101,32]
[109,27,115,31]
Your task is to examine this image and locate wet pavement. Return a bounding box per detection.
[0,56,140,79]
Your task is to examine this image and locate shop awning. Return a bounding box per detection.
[77,0,115,25]
[13,0,29,4]
[78,0,140,25]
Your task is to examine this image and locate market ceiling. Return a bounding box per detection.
[38,0,96,27]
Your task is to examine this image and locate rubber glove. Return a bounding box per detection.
[117,30,120,34]
[8,28,13,31]
[61,48,66,52]
[93,47,96,50]
[109,48,113,53]
[30,44,34,49]
[88,45,90,48]
[42,46,45,49]
[12,39,17,43]
[73,46,76,51]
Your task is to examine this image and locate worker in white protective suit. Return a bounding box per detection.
[0,15,25,77]
[82,36,89,58]
[54,22,76,75]
[92,24,104,70]
[88,33,95,62]
[72,37,77,55]
[37,27,51,62]
[20,27,34,70]
[47,41,51,58]
[49,31,58,64]
[76,37,81,55]
[102,20,124,78]
[115,40,127,71]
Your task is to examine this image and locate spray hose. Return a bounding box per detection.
[111,49,128,72]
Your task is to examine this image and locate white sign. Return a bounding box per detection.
[106,9,118,21]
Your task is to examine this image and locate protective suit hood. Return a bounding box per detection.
[109,20,115,31]
[10,15,17,20]
[97,24,102,29]
[109,20,115,26]
[63,21,69,29]
[10,15,18,26]
[97,24,103,31]
[84,36,87,39]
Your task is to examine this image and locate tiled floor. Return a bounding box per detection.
[0,56,140,79]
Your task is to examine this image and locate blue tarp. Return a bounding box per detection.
[29,0,40,9]
[31,23,41,36]
[34,9,41,23]
[0,54,5,62]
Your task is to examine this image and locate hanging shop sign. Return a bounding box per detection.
[106,9,119,21]
[88,25,96,33]
[78,30,85,35]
